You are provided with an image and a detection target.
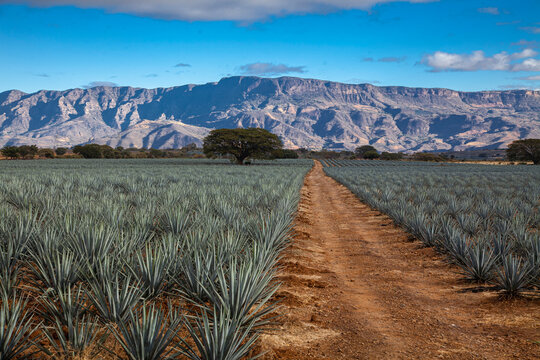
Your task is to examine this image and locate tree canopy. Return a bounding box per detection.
[355,145,377,158]
[506,139,540,164]
[203,128,283,164]
[1,145,38,159]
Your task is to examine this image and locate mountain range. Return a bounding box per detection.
[1,76,539,152]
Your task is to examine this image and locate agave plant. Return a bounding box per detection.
[419,223,439,248]
[180,307,259,360]
[0,247,20,298]
[489,234,512,260]
[173,244,224,302]
[87,273,142,323]
[249,212,292,255]
[0,294,41,359]
[203,259,278,329]
[495,255,534,297]
[42,312,104,358]
[109,303,183,360]
[444,235,470,264]
[28,248,80,293]
[161,208,191,235]
[68,224,116,270]
[458,244,497,283]
[131,244,173,299]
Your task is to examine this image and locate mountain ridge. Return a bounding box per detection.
[1,76,539,151]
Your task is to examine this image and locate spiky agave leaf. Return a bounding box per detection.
[86,273,142,323]
[202,258,279,330]
[490,234,512,261]
[130,244,173,299]
[42,312,104,358]
[458,244,497,283]
[0,248,20,299]
[39,285,105,357]
[0,293,42,359]
[109,303,183,360]
[180,306,260,360]
[173,241,226,303]
[68,224,116,271]
[495,255,534,297]
[27,248,80,293]
[161,208,191,235]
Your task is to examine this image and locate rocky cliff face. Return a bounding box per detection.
[1,76,539,151]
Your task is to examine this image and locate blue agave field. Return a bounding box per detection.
[0,159,312,359]
[324,160,540,297]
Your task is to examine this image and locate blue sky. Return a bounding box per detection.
[0,0,539,93]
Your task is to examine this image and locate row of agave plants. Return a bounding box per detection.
[0,158,312,359]
[324,160,540,297]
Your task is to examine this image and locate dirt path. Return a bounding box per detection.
[259,161,540,359]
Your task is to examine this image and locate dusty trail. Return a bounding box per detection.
[259,161,540,359]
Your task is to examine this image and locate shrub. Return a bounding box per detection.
[380,152,403,160]
[1,146,20,159]
[412,152,445,162]
[73,144,105,159]
[55,147,68,156]
[363,150,380,159]
[38,148,55,158]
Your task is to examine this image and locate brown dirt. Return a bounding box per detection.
[259,161,540,359]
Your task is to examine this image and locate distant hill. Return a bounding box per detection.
[1,76,539,151]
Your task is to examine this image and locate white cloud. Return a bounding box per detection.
[518,75,540,81]
[239,63,306,76]
[521,27,540,34]
[0,0,434,21]
[423,49,540,72]
[512,40,539,49]
[478,7,499,15]
[511,48,537,60]
[498,84,530,90]
[511,58,540,72]
[82,81,118,88]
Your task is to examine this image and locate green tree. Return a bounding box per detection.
[203,128,283,164]
[273,149,299,159]
[413,152,445,162]
[73,144,104,158]
[17,145,38,158]
[363,150,380,159]
[101,145,117,159]
[380,152,404,160]
[148,148,165,158]
[355,145,377,158]
[38,148,55,158]
[506,139,540,165]
[55,147,68,156]
[1,146,20,159]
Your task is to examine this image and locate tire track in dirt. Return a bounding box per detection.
[259,161,540,359]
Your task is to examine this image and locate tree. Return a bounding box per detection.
[413,152,445,162]
[17,145,38,158]
[355,145,377,158]
[380,152,403,160]
[55,147,68,156]
[73,144,105,158]
[1,146,20,159]
[38,148,55,158]
[273,149,299,159]
[181,143,198,152]
[203,128,283,165]
[506,139,540,164]
[148,148,165,158]
[363,150,380,159]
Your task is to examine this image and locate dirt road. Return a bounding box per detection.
[259,161,540,359]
